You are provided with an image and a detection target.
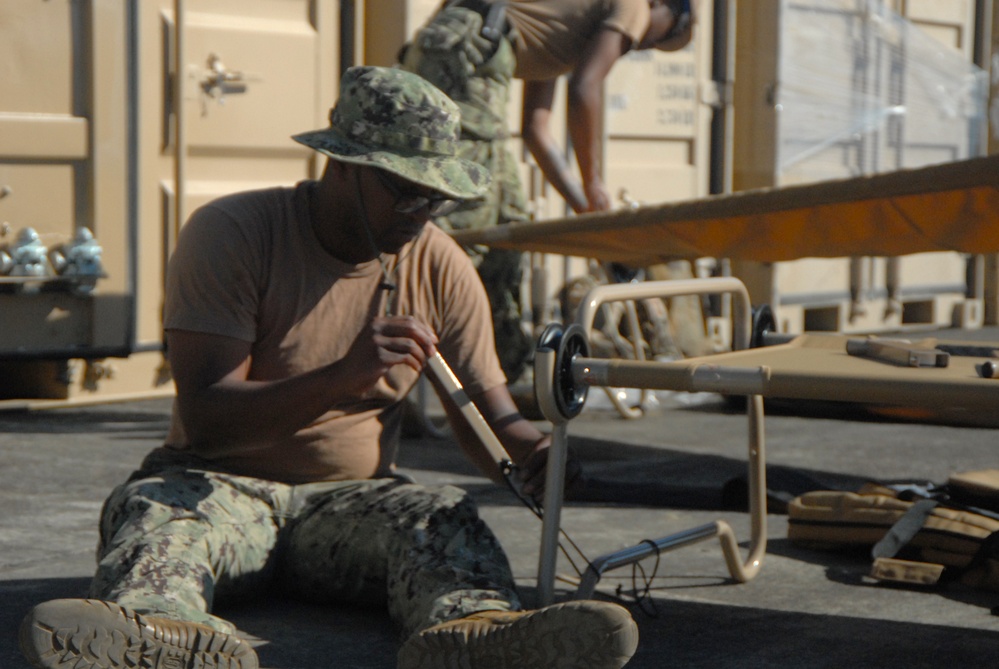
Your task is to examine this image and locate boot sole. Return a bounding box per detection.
[20,599,258,669]
[398,600,639,669]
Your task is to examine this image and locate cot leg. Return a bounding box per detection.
[537,420,569,607]
[574,394,767,598]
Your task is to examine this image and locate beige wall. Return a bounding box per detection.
[4,0,990,402]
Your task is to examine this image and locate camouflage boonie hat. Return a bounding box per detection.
[292,66,490,200]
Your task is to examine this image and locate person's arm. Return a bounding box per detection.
[168,316,438,458]
[521,29,629,214]
[521,78,590,214]
[565,28,632,212]
[435,379,583,499]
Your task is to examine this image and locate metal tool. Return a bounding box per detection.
[846,338,950,368]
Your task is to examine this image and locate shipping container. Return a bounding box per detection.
[732,0,992,335]
[0,0,336,406]
[2,0,996,407]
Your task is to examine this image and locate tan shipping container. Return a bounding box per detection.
[9,0,990,407]
[0,0,337,405]
[732,0,990,336]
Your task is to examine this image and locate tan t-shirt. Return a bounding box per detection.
[162,182,506,483]
[506,0,650,80]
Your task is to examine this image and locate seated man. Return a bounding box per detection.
[18,67,638,669]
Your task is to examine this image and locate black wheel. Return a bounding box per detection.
[536,323,590,420]
[750,304,777,349]
[554,324,590,420]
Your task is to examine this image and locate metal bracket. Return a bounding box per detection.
[846,338,950,367]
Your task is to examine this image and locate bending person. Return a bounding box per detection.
[400,0,697,382]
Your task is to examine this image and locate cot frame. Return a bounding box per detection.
[533,277,999,604]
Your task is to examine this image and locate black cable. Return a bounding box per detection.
[500,460,668,617]
[500,460,593,581]
[609,540,662,617]
[627,540,662,618]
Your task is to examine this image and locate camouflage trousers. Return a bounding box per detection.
[89,449,521,639]
[475,247,533,382]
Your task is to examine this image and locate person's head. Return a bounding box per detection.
[292,66,490,256]
[639,0,697,52]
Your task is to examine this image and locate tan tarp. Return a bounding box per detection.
[451,154,999,265]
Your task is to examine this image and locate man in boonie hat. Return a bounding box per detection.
[19,66,637,669]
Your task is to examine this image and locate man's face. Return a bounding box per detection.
[363,168,457,253]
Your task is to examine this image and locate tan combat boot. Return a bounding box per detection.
[398,599,639,669]
[20,598,259,669]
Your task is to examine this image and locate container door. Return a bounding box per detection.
[604,0,716,207]
[0,0,337,403]
[136,0,338,347]
[0,0,129,356]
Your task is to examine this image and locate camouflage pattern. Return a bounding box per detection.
[292,65,491,201]
[401,6,514,142]
[90,449,521,639]
[401,8,533,380]
[474,248,533,381]
[400,5,527,232]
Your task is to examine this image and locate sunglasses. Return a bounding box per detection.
[373,169,460,218]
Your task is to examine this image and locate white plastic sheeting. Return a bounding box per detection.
[775,0,988,185]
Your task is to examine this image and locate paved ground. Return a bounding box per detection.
[3,367,999,667]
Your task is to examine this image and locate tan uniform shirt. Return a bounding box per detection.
[506,0,650,80]
[163,182,506,483]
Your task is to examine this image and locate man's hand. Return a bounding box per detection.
[584,177,613,213]
[519,434,586,503]
[168,316,439,457]
[440,382,586,503]
[344,315,439,394]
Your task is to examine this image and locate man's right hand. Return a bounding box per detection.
[584,177,612,213]
[345,315,439,394]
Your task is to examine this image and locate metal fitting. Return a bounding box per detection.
[50,226,105,294]
[8,227,53,278]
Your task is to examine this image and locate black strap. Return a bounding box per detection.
[889,481,999,522]
[871,499,939,559]
[950,528,999,583]
[447,0,510,42]
[481,0,508,42]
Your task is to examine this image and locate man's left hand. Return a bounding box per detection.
[519,435,585,503]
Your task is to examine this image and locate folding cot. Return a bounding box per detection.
[438,154,999,605]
